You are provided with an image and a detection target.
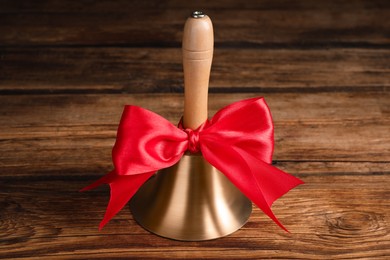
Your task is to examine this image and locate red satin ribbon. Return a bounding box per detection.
[82,97,303,231]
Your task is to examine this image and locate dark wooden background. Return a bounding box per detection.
[0,0,389,259]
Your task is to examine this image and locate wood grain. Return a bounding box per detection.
[0,166,389,259]
[0,93,388,182]
[0,1,389,47]
[1,48,389,93]
[1,0,389,12]
[0,0,389,259]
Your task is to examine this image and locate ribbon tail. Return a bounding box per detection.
[251,159,304,208]
[80,171,116,192]
[245,156,304,232]
[81,171,155,230]
[202,141,303,232]
[99,171,155,230]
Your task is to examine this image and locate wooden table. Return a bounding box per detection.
[1,1,389,259]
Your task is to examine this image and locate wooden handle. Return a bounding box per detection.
[182,12,214,129]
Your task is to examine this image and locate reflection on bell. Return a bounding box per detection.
[130,154,252,241]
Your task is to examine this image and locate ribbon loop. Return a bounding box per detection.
[82,97,303,231]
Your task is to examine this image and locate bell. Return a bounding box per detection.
[130,12,252,241]
[130,154,252,241]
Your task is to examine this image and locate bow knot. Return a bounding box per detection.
[82,97,303,231]
[183,127,201,153]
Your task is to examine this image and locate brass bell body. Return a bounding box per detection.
[130,154,252,241]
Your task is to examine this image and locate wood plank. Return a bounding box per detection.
[0,93,388,178]
[1,48,389,93]
[0,1,389,46]
[0,165,388,259]
[1,0,389,13]
[1,119,388,175]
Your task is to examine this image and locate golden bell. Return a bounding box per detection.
[130,154,252,241]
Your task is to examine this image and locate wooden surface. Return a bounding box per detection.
[0,0,389,259]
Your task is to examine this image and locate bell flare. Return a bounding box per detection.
[130,154,252,241]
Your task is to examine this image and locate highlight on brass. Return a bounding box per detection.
[130,154,252,241]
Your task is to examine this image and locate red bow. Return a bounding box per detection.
[82,97,303,231]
